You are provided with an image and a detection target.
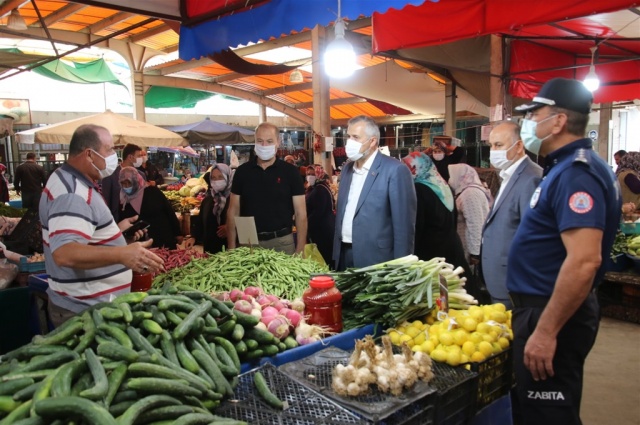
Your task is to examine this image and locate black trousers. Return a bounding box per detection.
[337,243,354,271]
[512,292,599,425]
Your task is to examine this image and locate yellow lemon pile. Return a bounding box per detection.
[386,303,512,367]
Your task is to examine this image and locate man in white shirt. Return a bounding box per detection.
[480,121,542,307]
[333,115,416,270]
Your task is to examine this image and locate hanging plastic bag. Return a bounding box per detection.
[230,150,240,169]
[304,243,326,267]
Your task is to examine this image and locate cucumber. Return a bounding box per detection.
[0,369,56,383]
[35,396,117,425]
[127,363,210,393]
[0,361,15,376]
[105,320,127,331]
[244,339,259,351]
[244,327,276,345]
[70,371,93,396]
[112,390,138,404]
[112,292,148,305]
[230,324,245,341]
[10,350,79,375]
[164,310,183,327]
[173,301,212,341]
[0,395,19,413]
[104,363,127,407]
[2,345,69,362]
[149,306,168,328]
[143,295,193,305]
[109,400,136,417]
[97,342,140,363]
[50,358,87,398]
[32,318,84,346]
[172,412,217,425]
[211,299,234,317]
[98,323,133,349]
[283,336,298,349]
[159,331,179,366]
[92,309,105,328]
[118,303,134,323]
[142,319,164,335]
[131,311,153,326]
[12,381,42,402]
[73,311,96,354]
[191,350,233,397]
[117,394,182,425]
[79,348,108,400]
[8,417,46,425]
[233,310,260,328]
[233,340,248,356]
[175,341,199,374]
[214,345,239,377]
[254,371,284,409]
[136,405,195,424]
[262,344,279,356]
[0,377,33,396]
[146,333,161,346]
[277,342,287,352]
[99,307,124,321]
[217,319,236,337]
[157,299,195,312]
[213,337,241,372]
[243,349,264,361]
[0,399,32,425]
[30,371,56,416]
[126,377,202,397]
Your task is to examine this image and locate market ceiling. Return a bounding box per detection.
[0,0,638,128]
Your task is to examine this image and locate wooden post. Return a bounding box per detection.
[597,103,612,161]
[311,25,332,174]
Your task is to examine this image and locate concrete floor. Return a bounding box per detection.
[581,317,640,425]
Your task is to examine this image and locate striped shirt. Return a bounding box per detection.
[40,164,131,313]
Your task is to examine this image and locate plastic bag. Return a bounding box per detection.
[304,243,326,267]
[230,150,240,169]
[0,259,18,290]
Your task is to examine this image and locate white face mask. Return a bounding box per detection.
[521,115,556,155]
[133,157,143,168]
[254,144,276,161]
[433,153,445,161]
[346,138,366,162]
[489,141,519,170]
[211,180,227,193]
[306,175,316,185]
[91,150,118,179]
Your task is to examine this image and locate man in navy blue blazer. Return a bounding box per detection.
[333,115,417,270]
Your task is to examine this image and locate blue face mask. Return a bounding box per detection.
[520,114,556,155]
[123,187,134,195]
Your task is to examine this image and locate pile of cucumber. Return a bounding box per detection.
[0,284,295,425]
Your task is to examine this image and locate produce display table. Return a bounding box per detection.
[599,271,640,323]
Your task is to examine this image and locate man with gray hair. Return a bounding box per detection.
[333,115,416,270]
[481,121,542,308]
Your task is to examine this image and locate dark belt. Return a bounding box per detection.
[509,292,550,309]
[257,227,292,241]
[341,242,352,249]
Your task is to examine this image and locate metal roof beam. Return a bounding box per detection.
[260,82,313,96]
[0,0,28,18]
[40,3,87,27]
[127,23,172,43]
[294,97,365,109]
[85,11,135,34]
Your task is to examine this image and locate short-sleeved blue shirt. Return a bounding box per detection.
[507,138,621,296]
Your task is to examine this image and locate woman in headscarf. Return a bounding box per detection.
[305,164,335,266]
[616,151,640,209]
[447,163,492,262]
[200,163,232,254]
[118,166,181,249]
[402,152,468,269]
[0,164,9,204]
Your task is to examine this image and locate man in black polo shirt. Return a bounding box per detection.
[226,122,307,255]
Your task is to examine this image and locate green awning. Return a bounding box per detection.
[144,86,214,109]
[32,57,125,86]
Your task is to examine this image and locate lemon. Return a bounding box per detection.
[490,311,508,324]
[426,315,436,325]
[469,306,484,322]
[476,322,491,334]
[430,324,441,335]
[492,303,507,313]
[439,332,454,346]
[478,341,493,357]
[405,326,421,338]
[471,351,487,363]
[421,340,435,354]
[446,344,461,353]
[413,332,426,346]
[469,332,484,345]
[460,354,470,364]
[482,333,495,343]
[429,335,439,346]
[462,317,478,332]
[453,329,469,346]
[399,334,412,344]
[412,320,425,329]
[431,348,447,363]
[482,305,495,317]
[412,344,423,352]
[388,331,401,346]
[446,350,462,367]
[462,341,476,356]
[498,337,510,349]
[492,342,503,355]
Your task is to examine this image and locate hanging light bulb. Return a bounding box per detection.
[324,0,356,79]
[6,9,27,31]
[583,46,600,92]
[289,69,303,83]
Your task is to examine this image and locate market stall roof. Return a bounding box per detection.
[166,117,255,144]
[371,0,640,104]
[156,146,199,157]
[17,110,186,146]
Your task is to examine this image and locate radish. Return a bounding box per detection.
[241,294,254,303]
[229,288,244,302]
[255,321,268,331]
[290,298,305,313]
[244,286,262,297]
[272,300,286,311]
[256,295,272,308]
[266,294,280,303]
[283,309,302,327]
[250,308,262,319]
[267,316,291,340]
[214,292,230,302]
[233,300,253,315]
[261,306,279,325]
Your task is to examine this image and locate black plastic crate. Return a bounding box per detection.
[278,347,437,425]
[467,348,513,411]
[429,362,478,425]
[216,363,368,424]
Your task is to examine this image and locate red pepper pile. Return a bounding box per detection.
[149,247,209,273]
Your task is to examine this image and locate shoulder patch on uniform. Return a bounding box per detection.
[573,148,589,164]
[569,191,593,214]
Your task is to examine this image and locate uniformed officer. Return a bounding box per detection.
[506,78,621,425]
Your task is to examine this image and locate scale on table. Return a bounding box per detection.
[234,217,259,252]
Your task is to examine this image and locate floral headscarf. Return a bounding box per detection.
[119,166,146,214]
[402,152,454,211]
[616,152,640,176]
[208,163,232,221]
[448,163,492,204]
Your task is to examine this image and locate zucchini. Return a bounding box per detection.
[98,323,133,349]
[73,311,96,354]
[79,348,108,400]
[127,363,210,393]
[136,405,195,424]
[35,396,117,425]
[0,395,19,413]
[104,363,127,407]
[175,341,199,374]
[112,292,148,305]
[126,377,202,397]
[254,371,284,409]
[99,307,124,321]
[50,357,87,398]
[172,412,217,425]
[233,310,260,328]
[118,303,133,323]
[173,301,212,341]
[0,399,32,425]
[213,337,241,372]
[97,342,139,363]
[10,350,79,375]
[0,377,33,396]
[191,350,233,397]
[32,319,84,346]
[117,394,182,425]
[142,319,164,335]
